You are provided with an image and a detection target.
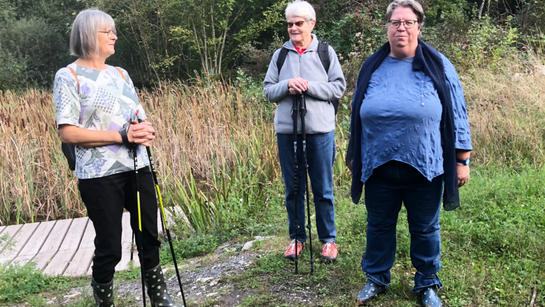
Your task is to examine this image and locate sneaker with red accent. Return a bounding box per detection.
[321,242,338,261]
[284,239,304,260]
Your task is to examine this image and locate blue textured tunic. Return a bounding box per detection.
[360,55,472,183]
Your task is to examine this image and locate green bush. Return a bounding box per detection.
[0,262,46,302]
[0,17,70,90]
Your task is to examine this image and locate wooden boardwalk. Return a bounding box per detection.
[0,211,171,277]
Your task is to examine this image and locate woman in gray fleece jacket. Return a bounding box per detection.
[263,0,346,262]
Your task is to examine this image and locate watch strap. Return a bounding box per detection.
[456,158,470,165]
[119,128,130,146]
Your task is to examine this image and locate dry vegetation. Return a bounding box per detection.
[0,81,277,225]
[463,60,545,166]
[1,58,545,226]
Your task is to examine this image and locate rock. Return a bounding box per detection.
[63,291,81,300]
[242,236,275,251]
[537,65,545,76]
[242,240,254,251]
[197,277,214,283]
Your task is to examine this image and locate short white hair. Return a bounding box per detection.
[70,8,115,59]
[285,0,316,21]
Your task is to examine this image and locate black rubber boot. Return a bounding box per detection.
[145,264,183,307]
[91,279,115,307]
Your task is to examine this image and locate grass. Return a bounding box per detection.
[0,48,544,306]
[215,165,545,306]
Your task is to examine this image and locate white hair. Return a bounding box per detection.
[285,0,316,21]
[70,8,115,59]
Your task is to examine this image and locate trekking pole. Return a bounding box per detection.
[131,116,147,307]
[130,232,135,261]
[137,116,188,307]
[299,92,314,274]
[292,95,300,274]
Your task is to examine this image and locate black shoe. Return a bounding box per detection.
[91,279,115,307]
[421,286,442,307]
[355,280,387,305]
[145,264,183,307]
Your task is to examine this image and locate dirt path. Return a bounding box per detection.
[6,236,324,307]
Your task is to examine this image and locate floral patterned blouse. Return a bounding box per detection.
[53,63,150,179]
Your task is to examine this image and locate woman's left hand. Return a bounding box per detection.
[457,164,470,187]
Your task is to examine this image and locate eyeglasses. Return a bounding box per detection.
[98,29,117,37]
[388,20,418,29]
[286,20,311,28]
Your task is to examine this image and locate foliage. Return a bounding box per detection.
[219,165,545,306]
[0,0,543,89]
[426,16,519,71]
[163,231,222,259]
[0,263,46,302]
[85,0,288,85]
[0,0,84,90]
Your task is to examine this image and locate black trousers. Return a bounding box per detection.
[79,167,160,283]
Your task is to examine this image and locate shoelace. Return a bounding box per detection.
[322,243,336,255]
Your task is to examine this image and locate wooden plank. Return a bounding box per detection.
[0,223,39,264]
[0,226,6,235]
[59,217,88,251]
[43,249,77,276]
[79,219,95,249]
[115,241,140,271]
[75,219,96,277]
[32,251,57,270]
[157,211,163,236]
[0,224,23,254]
[116,212,138,271]
[12,254,38,267]
[64,248,94,277]
[114,210,167,272]
[43,218,88,276]
[16,221,55,258]
[39,219,72,253]
[121,212,133,244]
[30,219,72,271]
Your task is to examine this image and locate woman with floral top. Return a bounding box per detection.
[53,8,181,307]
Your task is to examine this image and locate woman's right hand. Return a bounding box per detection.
[288,77,309,95]
[128,121,155,147]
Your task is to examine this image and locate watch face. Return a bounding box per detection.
[457,158,470,165]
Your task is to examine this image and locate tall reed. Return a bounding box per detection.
[0,80,278,227]
[0,89,80,224]
[1,57,544,227]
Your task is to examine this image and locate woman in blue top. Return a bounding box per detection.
[346,1,472,306]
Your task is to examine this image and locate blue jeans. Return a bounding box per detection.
[362,161,443,292]
[277,131,336,243]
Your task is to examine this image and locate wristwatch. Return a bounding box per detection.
[119,126,130,146]
[456,158,470,166]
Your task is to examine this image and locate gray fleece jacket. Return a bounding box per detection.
[263,34,346,134]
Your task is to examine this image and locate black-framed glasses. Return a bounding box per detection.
[286,20,311,28]
[98,29,117,37]
[388,20,418,29]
